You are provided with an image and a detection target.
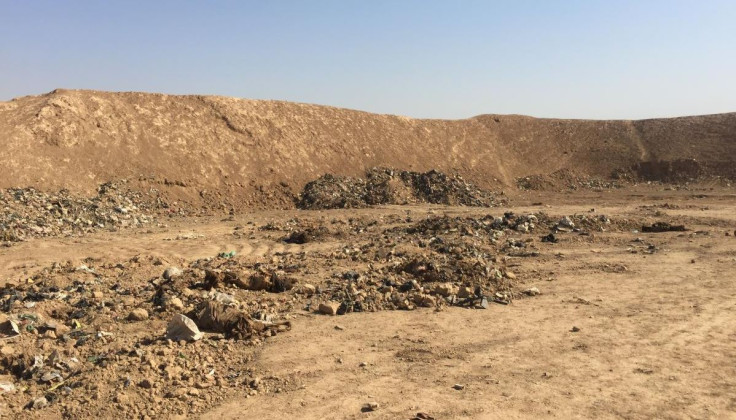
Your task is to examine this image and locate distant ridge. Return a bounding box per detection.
[1,89,734,207]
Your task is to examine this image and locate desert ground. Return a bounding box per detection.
[1,185,735,419]
[1,90,735,419]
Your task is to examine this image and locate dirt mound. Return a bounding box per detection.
[1,89,735,210]
[298,168,500,209]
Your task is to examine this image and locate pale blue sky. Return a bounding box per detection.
[1,0,735,119]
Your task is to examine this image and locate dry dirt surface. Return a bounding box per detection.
[1,90,736,419]
[0,186,735,419]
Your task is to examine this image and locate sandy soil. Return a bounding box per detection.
[1,187,735,419]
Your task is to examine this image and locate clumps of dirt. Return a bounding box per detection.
[297,168,500,209]
[0,181,160,244]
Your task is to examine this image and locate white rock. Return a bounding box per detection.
[166,314,203,342]
[163,266,183,280]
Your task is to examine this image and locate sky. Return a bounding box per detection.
[1,0,735,119]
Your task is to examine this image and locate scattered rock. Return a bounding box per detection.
[453,384,465,390]
[571,326,581,332]
[127,308,149,321]
[523,287,540,296]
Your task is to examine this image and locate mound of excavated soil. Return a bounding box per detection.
[1,89,735,210]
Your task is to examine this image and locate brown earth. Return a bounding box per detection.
[1,89,735,210]
[0,186,735,419]
[1,90,736,419]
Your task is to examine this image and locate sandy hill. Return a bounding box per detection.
[1,89,734,207]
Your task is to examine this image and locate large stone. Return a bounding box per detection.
[166,314,203,342]
[318,302,340,316]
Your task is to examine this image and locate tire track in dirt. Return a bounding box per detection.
[0,227,302,283]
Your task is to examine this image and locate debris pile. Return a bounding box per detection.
[297,168,500,209]
[516,169,623,191]
[0,257,294,418]
[0,209,648,417]
[0,181,158,243]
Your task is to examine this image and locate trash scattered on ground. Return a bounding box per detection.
[0,181,161,243]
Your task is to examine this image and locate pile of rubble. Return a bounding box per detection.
[516,169,624,191]
[0,181,159,243]
[0,256,296,418]
[0,209,635,417]
[297,168,501,209]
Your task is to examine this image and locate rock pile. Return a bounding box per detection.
[0,257,293,418]
[516,169,623,191]
[0,181,158,243]
[297,168,500,209]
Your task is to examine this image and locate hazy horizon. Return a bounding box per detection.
[2,0,735,120]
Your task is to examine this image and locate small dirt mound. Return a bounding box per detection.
[297,168,499,209]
